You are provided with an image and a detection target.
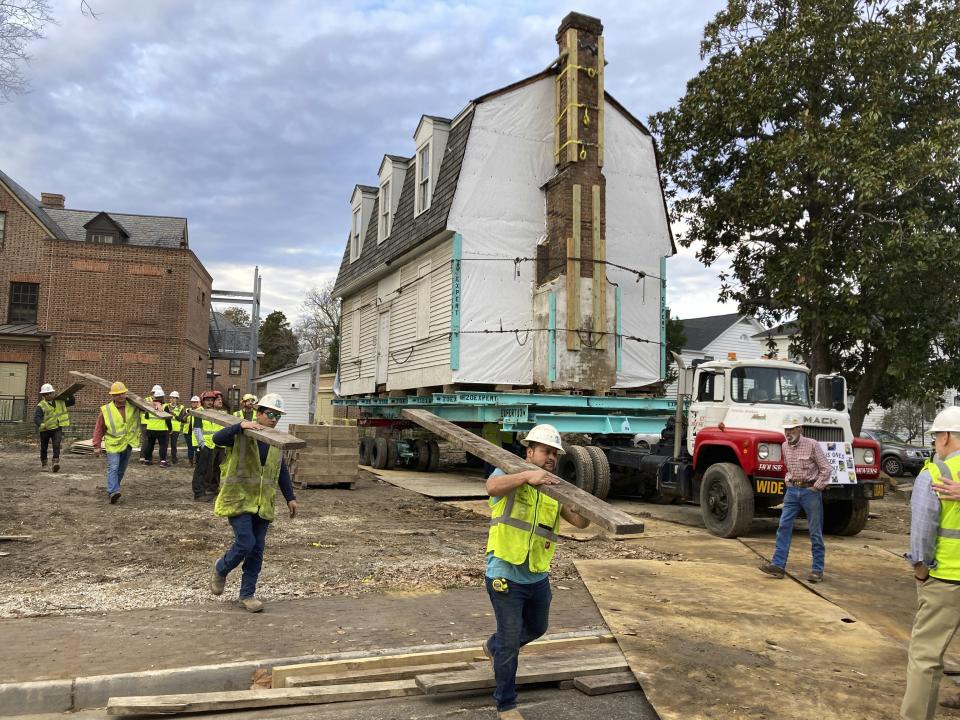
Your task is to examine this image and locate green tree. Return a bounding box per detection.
[880,398,939,442]
[650,0,960,432]
[259,311,299,374]
[222,306,251,327]
[664,307,688,386]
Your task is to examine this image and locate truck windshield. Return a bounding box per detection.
[730,367,810,407]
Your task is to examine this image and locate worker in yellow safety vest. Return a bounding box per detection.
[34,383,75,472]
[140,384,172,467]
[185,395,201,467]
[191,391,221,501]
[233,393,257,421]
[481,424,589,720]
[92,381,142,504]
[167,391,186,465]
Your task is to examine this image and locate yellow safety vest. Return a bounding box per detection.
[168,404,185,432]
[140,396,151,427]
[201,419,219,449]
[145,402,170,432]
[929,454,960,582]
[38,399,70,431]
[234,409,255,421]
[214,435,282,521]
[486,482,561,573]
[100,402,141,454]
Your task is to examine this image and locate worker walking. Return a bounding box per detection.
[191,391,219,500]
[234,393,257,421]
[92,382,141,504]
[141,385,172,467]
[901,407,960,720]
[759,415,832,583]
[481,423,589,719]
[209,393,298,613]
[185,395,201,467]
[167,391,186,465]
[34,383,75,473]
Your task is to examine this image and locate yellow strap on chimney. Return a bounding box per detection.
[556,63,597,79]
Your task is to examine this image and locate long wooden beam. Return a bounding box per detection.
[69,371,171,419]
[400,409,643,535]
[53,381,85,402]
[188,408,306,450]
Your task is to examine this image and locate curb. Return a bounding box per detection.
[0,628,607,715]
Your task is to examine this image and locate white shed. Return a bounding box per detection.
[254,364,312,432]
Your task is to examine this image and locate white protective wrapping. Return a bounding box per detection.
[447,76,673,387]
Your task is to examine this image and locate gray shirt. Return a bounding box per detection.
[907,450,960,567]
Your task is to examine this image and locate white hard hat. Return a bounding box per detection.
[520,424,565,454]
[257,393,286,414]
[169,391,180,398]
[190,395,201,403]
[782,414,803,429]
[930,407,960,434]
[40,383,55,394]
[151,385,165,396]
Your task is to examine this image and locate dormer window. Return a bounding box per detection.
[413,115,450,218]
[378,179,392,241]
[87,231,117,244]
[416,143,431,214]
[82,212,130,245]
[350,206,363,261]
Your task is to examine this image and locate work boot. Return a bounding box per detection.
[759,562,785,578]
[498,710,525,720]
[159,460,170,468]
[238,597,264,613]
[189,459,194,467]
[52,459,60,473]
[482,637,494,669]
[210,564,225,596]
[40,461,48,472]
[808,571,824,583]
[109,492,121,504]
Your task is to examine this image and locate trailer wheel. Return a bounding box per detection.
[359,437,374,466]
[371,437,390,469]
[558,445,595,495]
[699,463,754,538]
[823,497,869,536]
[427,440,440,472]
[414,439,431,471]
[584,446,611,500]
[386,439,398,469]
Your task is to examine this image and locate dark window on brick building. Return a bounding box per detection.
[9,282,39,323]
[87,231,117,244]
[227,387,240,410]
[0,211,6,247]
[229,359,241,376]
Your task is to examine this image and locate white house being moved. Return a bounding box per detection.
[333,12,674,396]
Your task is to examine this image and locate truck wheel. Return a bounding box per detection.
[359,437,374,466]
[882,456,903,477]
[371,437,389,469]
[386,439,398,469]
[823,497,869,536]
[427,440,440,472]
[414,439,431,471]
[584,446,611,500]
[699,463,754,538]
[558,446,595,495]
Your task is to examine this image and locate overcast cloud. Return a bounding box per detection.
[3,0,732,322]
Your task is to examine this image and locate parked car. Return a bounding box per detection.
[860,429,931,477]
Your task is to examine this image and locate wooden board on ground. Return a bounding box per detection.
[286,661,474,688]
[575,558,906,720]
[573,671,640,696]
[401,409,643,535]
[0,535,31,542]
[415,653,628,694]
[294,478,355,490]
[106,679,420,716]
[371,468,489,499]
[53,381,85,402]
[68,371,171,419]
[189,408,305,450]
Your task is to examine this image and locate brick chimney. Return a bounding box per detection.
[40,193,65,209]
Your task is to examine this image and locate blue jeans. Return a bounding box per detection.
[105,447,132,495]
[772,486,825,573]
[185,433,196,462]
[216,513,270,599]
[485,576,552,712]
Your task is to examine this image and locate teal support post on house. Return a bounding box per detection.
[615,286,623,373]
[548,292,557,382]
[660,255,667,380]
[450,233,462,371]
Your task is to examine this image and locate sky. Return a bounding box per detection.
[3,0,735,323]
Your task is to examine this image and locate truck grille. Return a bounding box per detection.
[802,426,844,442]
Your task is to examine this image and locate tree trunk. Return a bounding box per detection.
[849,350,890,435]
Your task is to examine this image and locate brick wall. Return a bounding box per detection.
[209,357,259,408]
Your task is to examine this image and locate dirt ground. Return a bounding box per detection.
[0,441,677,619]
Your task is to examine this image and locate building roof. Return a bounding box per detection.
[332,109,474,296]
[253,363,311,383]
[0,323,51,338]
[44,208,187,248]
[209,311,261,358]
[0,169,70,240]
[680,313,747,352]
[752,321,800,339]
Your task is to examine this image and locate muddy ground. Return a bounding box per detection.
[0,441,680,619]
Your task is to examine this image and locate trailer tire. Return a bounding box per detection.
[414,439,431,471]
[386,439,398,470]
[699,463,754,538]
[371,437,390,469]
[427,440,440,472]
[559,445,595,495]
[359,437,374,466]
[823,497,869,536]
[585,446,611,500]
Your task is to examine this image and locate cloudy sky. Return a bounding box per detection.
[4,0,734,323]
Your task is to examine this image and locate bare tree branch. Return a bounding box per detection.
[0,0,54,102]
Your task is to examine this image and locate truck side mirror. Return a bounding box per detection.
[815,374,847,412]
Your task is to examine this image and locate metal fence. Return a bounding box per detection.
[0,396,27,423]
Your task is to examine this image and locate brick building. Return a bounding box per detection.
[208,310,261,410]
[0,168,212,436]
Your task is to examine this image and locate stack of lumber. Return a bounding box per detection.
[106,632,635,716]
[288,423,359,489]
[70,439,140,455]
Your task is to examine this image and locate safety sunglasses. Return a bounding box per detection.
[261,410,282,421]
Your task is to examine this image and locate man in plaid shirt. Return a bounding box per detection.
[759,415,832,583]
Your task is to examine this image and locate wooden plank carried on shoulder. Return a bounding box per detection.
[68,371,171,419]
[188,408,306,450]
[400,409,644,535]
[53,381,85,402]
[106,679,420,716]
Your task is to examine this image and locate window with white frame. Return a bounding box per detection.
[0,211,6,247]
[350,298,361,357]
[416,261,431,340]
[378,179,392,241]
[350,206,363,261]
[416,143,431,215]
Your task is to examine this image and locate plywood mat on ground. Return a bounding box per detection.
[576,559,905,720]
[366,468,489,499]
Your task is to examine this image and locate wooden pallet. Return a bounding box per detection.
[294,478,356,490]
[289,424,358,489]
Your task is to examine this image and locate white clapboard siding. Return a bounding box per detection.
[260,366,312,431]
